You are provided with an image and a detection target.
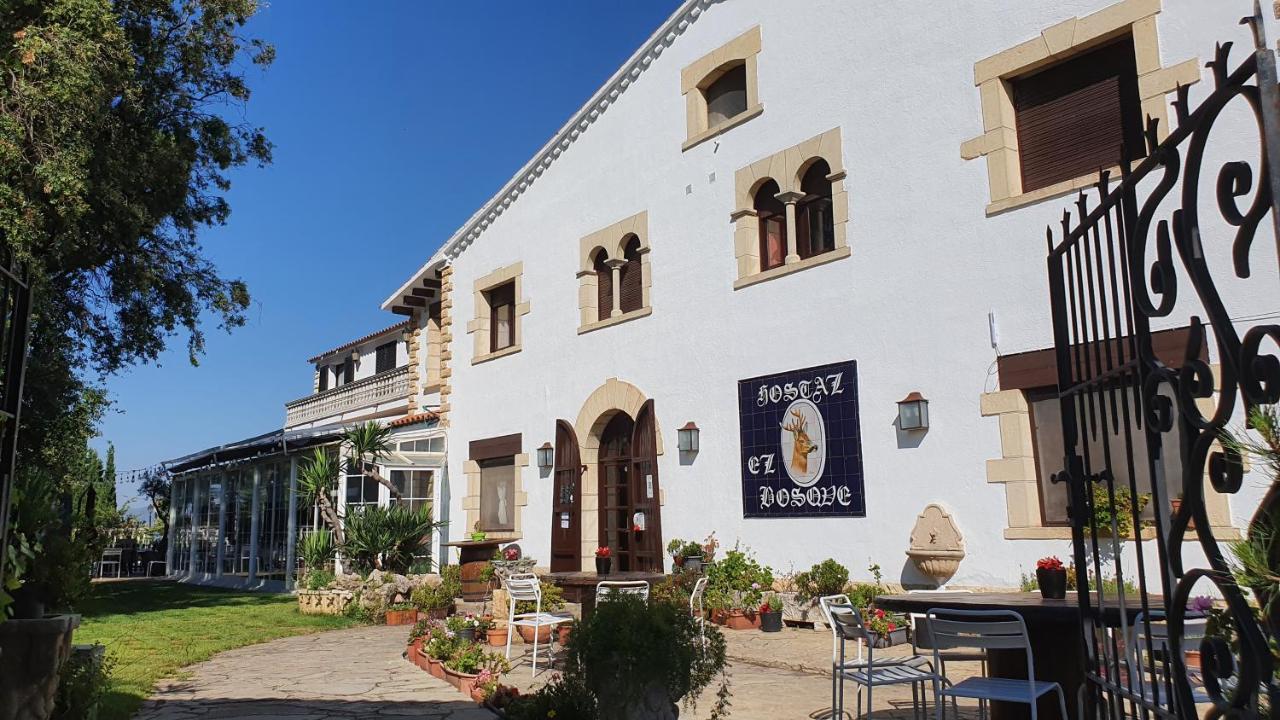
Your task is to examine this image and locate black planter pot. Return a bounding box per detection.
[1036,568,1067,599]
[458,627,476,644]
[683,556,703,574]
[760,610,783,632]
[595,557,611,575]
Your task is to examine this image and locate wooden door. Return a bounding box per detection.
[629,400,663,572]
[550,420,582,573]
[597,413,634,571]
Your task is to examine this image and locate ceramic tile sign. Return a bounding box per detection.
[737,360,865,518]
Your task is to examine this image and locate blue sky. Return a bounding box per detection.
[95,1,682,510]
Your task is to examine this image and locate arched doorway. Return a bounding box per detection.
[549,421,582,573]
[598,413,635,570]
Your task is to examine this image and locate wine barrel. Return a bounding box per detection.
[459,561,490,601]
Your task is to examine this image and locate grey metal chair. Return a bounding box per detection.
[926,609,1068,720]
[909,591,988,719]
[828,602,940,720]
[1125,612,1210,708]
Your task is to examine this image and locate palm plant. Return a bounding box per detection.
[343,421,402,501]
[299,528,336,571]
[298,448,344,545]
[340,504,442,574]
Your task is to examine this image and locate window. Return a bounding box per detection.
[317,365,328,392]
[487,282,515,352]
[619,236,643,314]
[593,249,613,322]
[1011,36,1144,193]
[704,64,747,126]
[344,466,379,510]
[340,358,354,385]
[754,180,786,271]
[391,469,434,513]
[397,437,445,453]
[374,341,397,374]
[796,160,835,259]
[478,458,515,532]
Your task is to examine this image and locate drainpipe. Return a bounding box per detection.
[438,461,451,568]
[285,456,299,591]
[248,465,262,585]
[214,470,228,578]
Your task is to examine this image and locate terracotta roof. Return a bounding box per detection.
[389,411,439,428]
[307,321,410,364]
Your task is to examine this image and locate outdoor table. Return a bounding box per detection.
[877,592,1152,720]
[546,570,666,621]
[441,539,505,600]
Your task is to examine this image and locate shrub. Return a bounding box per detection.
[340,504,441,574]
[514,579,564,615]
[411,582,452,611]
[846,563,885,609]
[52,646,114,720]
[793,558,849,602]
[651,571,704,609]
[299,528,335,571]
[302,569,335,591]
[440,564,462,599]
[705,545,774,611]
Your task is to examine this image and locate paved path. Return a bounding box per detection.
[135,623,983,720]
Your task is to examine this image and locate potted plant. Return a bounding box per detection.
[514,580,564,643]
[667,538,687,568]
[406,618,432,667]
[1170,492,1196,529]
[866,607,908,647]
[451,613,482,644]
[595,545,612,575]
[556,621,574,646]
[471,520,487,542]
[424,625,456,680]
[443,642,485,690]
[759,595,783,633]
[485,619,507,647]
[385,601,418,626]
[1036,556,1068,599]
[411,582,452,620]
[472,668,499,704]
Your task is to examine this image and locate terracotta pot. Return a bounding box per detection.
[487,627,508,647]
[1171,498,1197,529]
[718,610,760,630]
[517,624,552,644]
[414,649,430,671]
[385,609,418,626]
[1185,650,1202,671]
[471,686,487,703]
[455,670,481,696]
[556,624,573,645]
[427,656,445,680]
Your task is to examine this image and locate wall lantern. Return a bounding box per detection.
[537,442,554,470]
[897,392,930,431]
[678,422,700,452]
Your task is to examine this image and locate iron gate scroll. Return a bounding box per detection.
[1045,6,1280,719]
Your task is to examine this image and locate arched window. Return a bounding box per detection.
[705,64,748,126]
[796,160,835,260]
[619,235,643,314]
[593,248,613,322]
[754,180,785,271]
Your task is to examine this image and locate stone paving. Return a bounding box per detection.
[135,623,986,720]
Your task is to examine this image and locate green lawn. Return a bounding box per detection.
[74,581,361,720]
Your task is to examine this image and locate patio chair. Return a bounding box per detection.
[98,548,123,578]
[926,609,1068,720]
[690,576,708,643]
[1124,612,1210,708]
[828,602,940,720]
[503,573,573,677]
[595,580,650,603]
[909,590,987,719]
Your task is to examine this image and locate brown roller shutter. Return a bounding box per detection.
[619,259,642,313]
[594,253,612,321]
[1013,35,1144,193]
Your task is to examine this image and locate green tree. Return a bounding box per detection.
[100,443,117,511]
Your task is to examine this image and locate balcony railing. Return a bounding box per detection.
[285,366,409,426]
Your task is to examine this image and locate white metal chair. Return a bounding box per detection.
[1124,612,1210,708]
[504,573,572,677]
[690,576,708,643]
[595,580,650,603]
[828,602,940,720]
[98,548,123,578]
[926,609,1068,720]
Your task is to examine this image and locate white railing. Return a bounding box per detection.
[285,366,409,426]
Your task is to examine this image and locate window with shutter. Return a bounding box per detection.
[754,180,785,271]
[374,341,397,374]
[619,235,643,314]
[316,365,328,392]
[342,359,354,385]
[487,282,516,352]
[593,249,613,321]
[1012,36,1144,193]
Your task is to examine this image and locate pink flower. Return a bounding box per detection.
[751,582,761,590]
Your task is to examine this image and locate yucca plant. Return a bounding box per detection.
[344,421,402,501]
[299,528,336,571]
[341,504,442,574]
[298,448,344,545]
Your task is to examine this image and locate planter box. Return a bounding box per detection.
[297,589,353,616]
[778,593,829,630]
[385,608,418,626]
[712,609,760,630]
[427,656,446,680]
[0,614,80,720]
[869,628,909,648]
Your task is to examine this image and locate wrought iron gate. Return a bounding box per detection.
[1046,5,1280,719]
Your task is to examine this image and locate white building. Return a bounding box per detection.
[167,0,1278,590]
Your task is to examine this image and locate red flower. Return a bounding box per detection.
[888,622,897,632]
[874,608,885,618]
[595,546,611,558]
[1036,556,1064,571]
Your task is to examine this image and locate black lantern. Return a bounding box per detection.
[537,442,554,470]
[677,422,700,452]
[897,392,929,431]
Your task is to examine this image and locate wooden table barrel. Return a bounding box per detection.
[442,539,505,601]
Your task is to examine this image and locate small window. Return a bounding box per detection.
[593,249,613,322]
[796,160,835,260]
[487,282,516,352]
[754,180,786,271]
[619,236,643,314]
[705,64,748,126]
[1011,36,1144,193]
[345,469,379,509]
[391,469,434,513]
[374,341,397,374]
[340,358,355,385]
[317,365,328,392]
[478,457,515,532]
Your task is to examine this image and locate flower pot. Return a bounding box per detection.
[427,657,445,680]
[869,627,909,648]
[442,666,461,689]
[1037,567,1068,600]
[487,627,508,647]
[470,532,487,541]
[1185,649,1202,671]
[684,556,703,573]
[517,624,552,644]
[458,627,476,644]
[595,556,612,575]
[717,610,760,630]
[455,670,481,696]
[385,609,418,626]
[673,555,685,568]
[760,610,783,632]
[422,606,448,621]
[470,686,487,703]
[0,615,80,720]
[556,624,573,645]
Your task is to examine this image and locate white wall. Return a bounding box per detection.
[436,0,1278,586]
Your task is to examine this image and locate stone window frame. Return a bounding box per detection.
[577,211,653,334]
[466,262,530,365]
[961,0,1201,216]
[980,384,1240,542]
[681,25,763,152]
[731,127,850,290]
[462,454,529,542]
